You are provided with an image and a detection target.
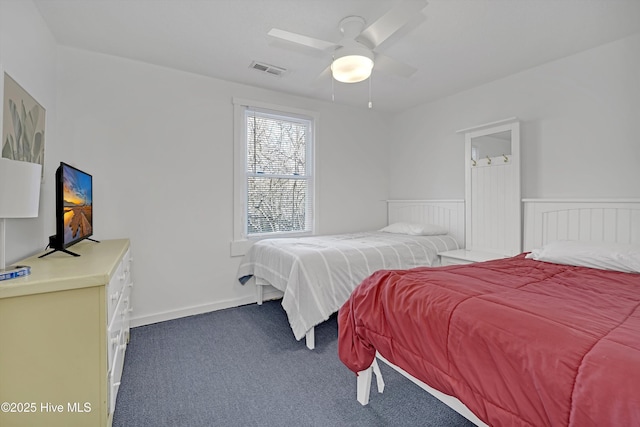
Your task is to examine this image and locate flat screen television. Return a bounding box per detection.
[40,162,97,258]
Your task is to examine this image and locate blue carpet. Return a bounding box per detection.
[113,300,474,427]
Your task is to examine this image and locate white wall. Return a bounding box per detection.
[389,33,640,200]
[0,0,57,264]
[7,0,638,329]
[56,47,391,326]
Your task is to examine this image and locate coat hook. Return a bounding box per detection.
[503,154,508,162]
[486,155,491,165]
[471,158,477,167]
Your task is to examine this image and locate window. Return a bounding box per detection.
[233,98,315,247]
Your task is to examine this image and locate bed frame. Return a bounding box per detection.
[522,198,640,249]
[387,199,465,247]
[255,199,465,349]
[356,198,640,425]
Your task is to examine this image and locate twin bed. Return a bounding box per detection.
[237,200,464,349]
[339,199,640,426]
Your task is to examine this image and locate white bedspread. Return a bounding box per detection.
[237,231,459,340]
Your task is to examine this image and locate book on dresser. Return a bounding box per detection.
[0,238,133,427]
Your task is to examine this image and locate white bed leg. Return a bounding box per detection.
[372,359,385,393]
[357,366,373,405]
[256,283,263,305]
[357,359,385,405]
[305,327,315,350]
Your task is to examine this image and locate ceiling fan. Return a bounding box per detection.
[267,0,428,84]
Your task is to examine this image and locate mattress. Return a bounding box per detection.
[237,231,459,340]
[338,255,640,426]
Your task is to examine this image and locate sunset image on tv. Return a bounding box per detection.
[62,164,93,244]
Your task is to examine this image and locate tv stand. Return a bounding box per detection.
[38,237,101,258]
[38,247,81,258]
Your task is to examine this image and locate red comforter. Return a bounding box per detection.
[338,255,640,426]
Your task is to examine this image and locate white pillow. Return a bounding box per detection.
[379,222,447,236]
[526,240,640,273]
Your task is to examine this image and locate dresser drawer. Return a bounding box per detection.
[121,282,133,342]
[107,259,126,322]
[108,333,126,416]
[107,292,125,368]
[122,248,132,285]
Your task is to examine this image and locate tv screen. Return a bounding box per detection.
[57,162,93,249]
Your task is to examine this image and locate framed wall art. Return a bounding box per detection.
[2,71,46,178]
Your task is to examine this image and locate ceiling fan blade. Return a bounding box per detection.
[358,0,428,49]
[311,64,333,86]
[373,53,417,78]
[267,28,338,52]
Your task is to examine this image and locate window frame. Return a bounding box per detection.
[232,97,317,255]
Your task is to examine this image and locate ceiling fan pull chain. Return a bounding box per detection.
[368,75,373,109]
[332,71,335,102]
[331,54,336,102]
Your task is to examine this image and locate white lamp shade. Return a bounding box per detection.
[331,44,374,83]
[0,158,42,218]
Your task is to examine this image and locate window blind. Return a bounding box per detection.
[244,107,313,236]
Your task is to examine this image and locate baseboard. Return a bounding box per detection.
[130,288,284,328]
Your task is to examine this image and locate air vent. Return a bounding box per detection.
[249,61,287,77]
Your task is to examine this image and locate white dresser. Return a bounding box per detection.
[0,239,132,427]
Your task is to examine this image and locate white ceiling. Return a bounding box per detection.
[33,0,640,113]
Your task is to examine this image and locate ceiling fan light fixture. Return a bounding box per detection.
[331,45,374,83]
